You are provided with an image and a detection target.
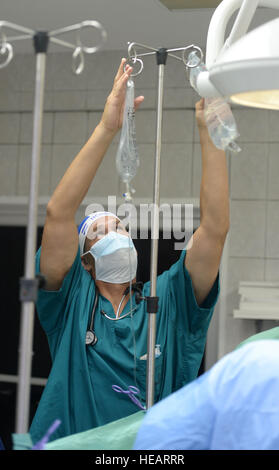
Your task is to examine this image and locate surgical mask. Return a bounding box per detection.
[88,231,137,283]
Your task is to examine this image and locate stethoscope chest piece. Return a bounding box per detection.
[85,289,99,346]
[85,329,98,346]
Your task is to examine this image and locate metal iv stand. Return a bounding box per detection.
[0,19,107,434]
[125,42,204,410]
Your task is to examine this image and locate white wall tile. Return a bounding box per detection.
[86,143,118,198]
[131,88,156,110]
[160,143,193,198]
[87,89,111,111]
[230,200,266,257]
[49,53,87,91]
[17,145,52,196]
[131,57,158,90]
[0,146,18,195]
[230,143,268,200]
[266,201,279,258]
[19,53,36,92]
[227,257,265,297]
[19,112,53,144]
[0,57,22,91]
[233,108,269,143]
[0,114,20,144]
[19,91,53,112]
[50,144,81,193]
[269,110,279,142]
[265,259,279,281]
[0,91,20,111]
[124,144,155,199]
[267,143,279,200]
[53,112,87,144]
[51,91,87,111]
[223,256,265,353]
[163,88,194,109]
[164,59,191,89]
[86,51,124,91]
[162,110,194,143]
[135,110,156,143]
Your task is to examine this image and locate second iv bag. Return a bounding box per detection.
[187,51,241,153]
[116,78,139,201]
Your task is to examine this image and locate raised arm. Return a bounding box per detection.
[185,99,230,306]
[40,60,144,290]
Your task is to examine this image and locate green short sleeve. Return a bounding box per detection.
[35,246,83,335]
[163,249,220,335]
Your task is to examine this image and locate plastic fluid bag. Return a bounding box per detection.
[187,51,241,153]
[204,98,242,153]
[116,78,139,202]
[45,411,145,450]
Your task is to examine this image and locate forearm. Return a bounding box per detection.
[47,123,116,219]
[199,127,230,238]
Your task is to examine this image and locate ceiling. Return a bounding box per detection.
[0,0,278,55]
[158,0,222,8]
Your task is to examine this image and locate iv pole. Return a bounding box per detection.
[0,20,107,434]
[126,42,204,409]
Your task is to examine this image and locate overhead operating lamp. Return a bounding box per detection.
[196,0,279,110]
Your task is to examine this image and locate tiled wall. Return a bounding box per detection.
[1,49,279,360]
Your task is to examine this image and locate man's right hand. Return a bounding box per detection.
[99,58,144,135]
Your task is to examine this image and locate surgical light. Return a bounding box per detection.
[196,0,279,110]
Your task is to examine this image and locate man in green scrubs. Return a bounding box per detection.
[29,59,229,444]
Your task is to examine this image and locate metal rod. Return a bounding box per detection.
[0,20,35,35]
[131,50,182,62]
[49,20,107,54]
[0,20,107,54]
[15,51,46,433]
[146,52,166,409]
[4,34,33,42]
[127,41,202,63]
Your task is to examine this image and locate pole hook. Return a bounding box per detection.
[182,45,204,68]
[126,42,144,77]
[72,46,85,75]
[0,28,13,69]
[72,34,85,75]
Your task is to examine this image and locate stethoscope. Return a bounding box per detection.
[85,282,144,346]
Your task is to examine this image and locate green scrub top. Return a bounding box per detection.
[29,246,219,444]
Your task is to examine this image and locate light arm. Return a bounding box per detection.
[206,0,279,69]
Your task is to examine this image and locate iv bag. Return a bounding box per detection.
[187,51,241,153]
[116,78,139,201]
[204,97,242,153]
